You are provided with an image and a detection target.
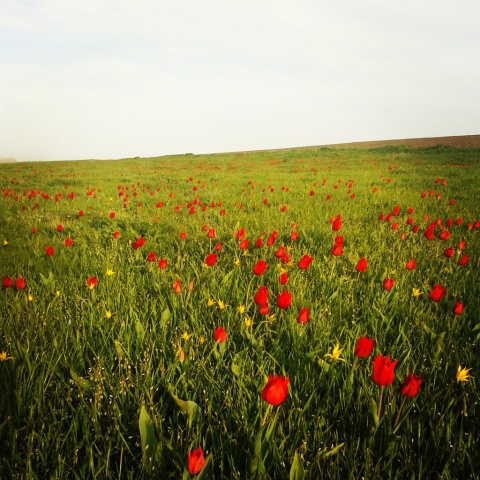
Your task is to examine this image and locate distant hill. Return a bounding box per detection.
[0,158,16,163]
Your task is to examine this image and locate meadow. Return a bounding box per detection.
[0,144,479,479]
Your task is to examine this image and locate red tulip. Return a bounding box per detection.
[207,228,216,238]
[423,229,435,241]
[458,239,466,249]
[331,244,343,256]
[57,224,63,232]
[275,246,286,258]
[205,253,217,266]
[371,354,397,386]
[458,255,469,266]
[405,259,416,270]
[254,286,269,306]
[253,260,268,275]
[158,259,167,269]
[290,231,298,241]
[276,290,292,309]
[86,276,98,289]
[438,230,450,240]
[15,277,26,289]
[179,232,186,240]
[173,280,181,294]
[444,247,454,258]
[354,336,374,357]
[453,301,463,315]
[383,278,394,291]
[266,232,277,246]
[31,227,37,234]
[334,235,343,246]
[259,304,270,315]
[187,447,205,475]
[113,231,120,239]
[261,374,290,405]
[429,284,446,302]
[279,272,288,285]
[2,276,13,288]
[255,237,263,248]
[147,252,156,262]
[214,242,222,251]
[213,327,227,343]
[355,258,367,272]
[297,307,310,323]
[137,236,146,247]
[332,218,342,231]
[399,373,422,397]
[298,255,313,270]
[109,212,116,219]
[78,210,84,217]
[65,238,73,247]
[239,239,249,250]
[45,246,54,256]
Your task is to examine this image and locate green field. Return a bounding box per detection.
[1,145,479,479]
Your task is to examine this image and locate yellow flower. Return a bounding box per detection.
[456,365,472,383]
[244,316,253,328]
[217,300,228,310]
[28,294,34,302]
[207,298,216,307]
[106,268,115,276]
[242,249,250,256]
[324,344,346,362]
[237,305,246,314]
[0,351,13,361]
[181,331,193,341]
[105,310,113,319]
[412,288,422,298]
[267,314,276,322]
[55,290,61,297]
[3,239,8,246]
[389,269,397,276]
[233,258,240,266]
[199,336,205,345]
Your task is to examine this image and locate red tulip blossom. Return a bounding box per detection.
[259,304,270,315]
[253,260,268,275]
[453,301,464,315]
[158,259,167,269]
[297,307,310,323]
[405,259,416,270]
[179,232,186,240]
[109,212,116,219]
[429,284,446,302]
[214,327,227,343]
[65,238,73,247]
[239,239,249,250]
[331,244,343,256]
[261,374,290,405]
[78,210,84,217]
[444,247,454,258]
[113,231,120,239]
[291,231,298,241]
[57,225,63,232]
[277,290,292,309]
[254,286,269,306]
[207,228,216,239]
[298,255,313,270]
[334,235,343,246]
[458,255,469,266]
[423,229,435,241]
[458,240,466,249]
[147,252,156,262]
[399,373,422,397]
[383,278,394,291]
[255,237,263,248]
[15,277,26,289]
[371,354,397,386]
[86,276,98,289]
[187,447,205,475]
[31,227,37,234]
[275,246,286,258]
[205,253,217,267]
[45,246,54,256]
[438,230,451,240]
[2,276,13,288]
[332,218,342,231]
[173,280,181,294]
[354,336,374,357]
[279,272,288,285]
[355,258,367,272]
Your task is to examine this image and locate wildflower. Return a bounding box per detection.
[187,447,205,475]
[105,310,113,319]
[405,259,416,270]
[28,294,34,301]
[233,258,240,266]
[2,276,13,288]
[383,278,395,291]
[106,268,115,276]
[371,354,397,386]
[355,258,367,272]
[399,373,422,397]
[253,259,268,275]
[412,288,422,298]
[45,246,54,256]
[354,336,375,357]
[276,290,292,309]
[158,259,167,269]
[213,327,227,343]
[15,277,26,290]
[86,277,98,290]
[244,316,253,327]
[3,239,9,246]
[205,253,217,266]
[297,307,310,323]
[456,365,472,383]
[217,300,227,310]
[237,305,246,314]
[298,255,313,270]
[0,351,14,361]
[324,344,346,362]
[181,332,193,341]
[453,301,464,315]
[429,284,446,302]
[173,280,181,294]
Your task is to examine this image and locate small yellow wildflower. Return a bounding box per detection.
[217,300,228,310]
[389,269,397,276]
[456,365,472,383]
[181,332,193,341]
[244,316,253,328]
[55,290,61,297]
[3,239,8,246]
[106,268,115,276]
[198,336,206,345]
[233,258,240,266]
[28,294,34,302]
[0,351,13,361]
[237,305,246,314]
[105,310,113,319]
[207,298,215,307]
[324,344,346,362]
[267,314,276,322]
[412,288,422,298]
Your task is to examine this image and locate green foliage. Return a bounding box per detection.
[0,146,479,478]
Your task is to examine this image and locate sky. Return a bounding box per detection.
[1,1,479,161]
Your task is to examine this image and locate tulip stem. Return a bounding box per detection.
[393,397,407,430]
[377,386,384,420]
[261,404,273,426]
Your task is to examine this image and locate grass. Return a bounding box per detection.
[0,144,479,479]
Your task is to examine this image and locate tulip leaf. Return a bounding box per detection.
[139,405,159,467]
[370,398,379,428]
[161,307,171,324]
[135,319,145,342]
[231,362,241,376]
[322,442,345,458]
[170,392,201,428]
[193,453,213,480]
[70,368,93,391]
[290,450,305,480]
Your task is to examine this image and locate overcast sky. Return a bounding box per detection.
[1,1,479,161]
